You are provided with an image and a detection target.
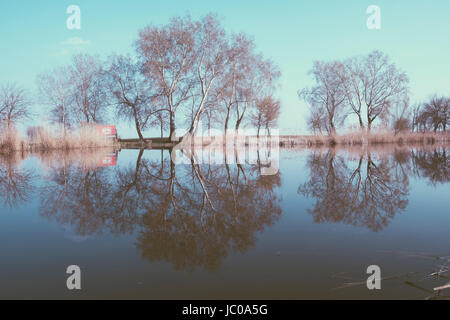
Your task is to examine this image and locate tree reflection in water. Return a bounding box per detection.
[38,148,282,272]
[411,147,449,185]
[3,146,447,270]
[0,153,34,209]
[298,146,448,232]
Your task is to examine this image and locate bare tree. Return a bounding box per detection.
[250,96,280,137]
[389,94,411,134]
[211,33,252,133]
[235,56,280,132]
[337,56,365,129]
[306,106,328,135]
[362,51,409,130]
[136,15,197,140]
[0,83,32,131]
[36,66,73,138]
[137,14,280,139]
[299,61,347,135]
[186,14,228,136]
[69,53,108,124]
[341,51,409,131]
[301,51,409,133]
[104,54,166,143]
[422,95,448,132]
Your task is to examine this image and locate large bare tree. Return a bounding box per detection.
[136,14,280,139]
[136,15,197,140]
[361,51,409,130]
[341,51,409,131]
[186,14,228,136]
[104,54,167,143]
[301,51,409,133]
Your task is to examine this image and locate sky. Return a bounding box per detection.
[1,0,449,138]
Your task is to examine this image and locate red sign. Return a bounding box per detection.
[97,125,117,136]
[97,155,117,167]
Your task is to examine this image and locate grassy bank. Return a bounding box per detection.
[279,130,450,147]
[0,125,118,154]
[171,130,450,149]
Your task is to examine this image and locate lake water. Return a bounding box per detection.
[0,146,449,299]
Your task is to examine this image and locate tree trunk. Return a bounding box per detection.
[329,120,336,136]
[358,114,364,129]
[169,111,176,141]
[133,107,145,143]
[224,109,230,134]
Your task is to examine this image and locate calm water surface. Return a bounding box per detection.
[0,146,449,299]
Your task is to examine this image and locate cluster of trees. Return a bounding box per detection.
[299,50,449,135]
[412,95,449,133]
[32,13,280,142]
[36,54,108,138]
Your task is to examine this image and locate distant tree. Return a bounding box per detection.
[360,51,408,130]
[36,66,73,138]
[299,61,347,135]
[0,83,32,131]
[306,107,328,135]
[389,94,411,134]
[411,104,421,132]
[411,95,449,133]
[235,55,280,132]
[422,95,448,132]
[69,53,108,124]
[393,118,410,134]
[250,96,280,137]
[26,126,46,141]
[338,51,409,131]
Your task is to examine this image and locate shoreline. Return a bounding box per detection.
[0,131,449,154]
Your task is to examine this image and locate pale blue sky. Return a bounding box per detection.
[1,0,449,137]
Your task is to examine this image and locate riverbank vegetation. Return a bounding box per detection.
[0,123,116,154]
[1,13,448,153]
[299,51,448,142]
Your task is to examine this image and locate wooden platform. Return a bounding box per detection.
[118,137,181,149]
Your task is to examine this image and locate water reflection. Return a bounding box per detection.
[0,153,34,209]
[298,149,410,231]
[412,148,449,185]
[37,148,282,271]
[0,146,448,272]
[297,146,449,232]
